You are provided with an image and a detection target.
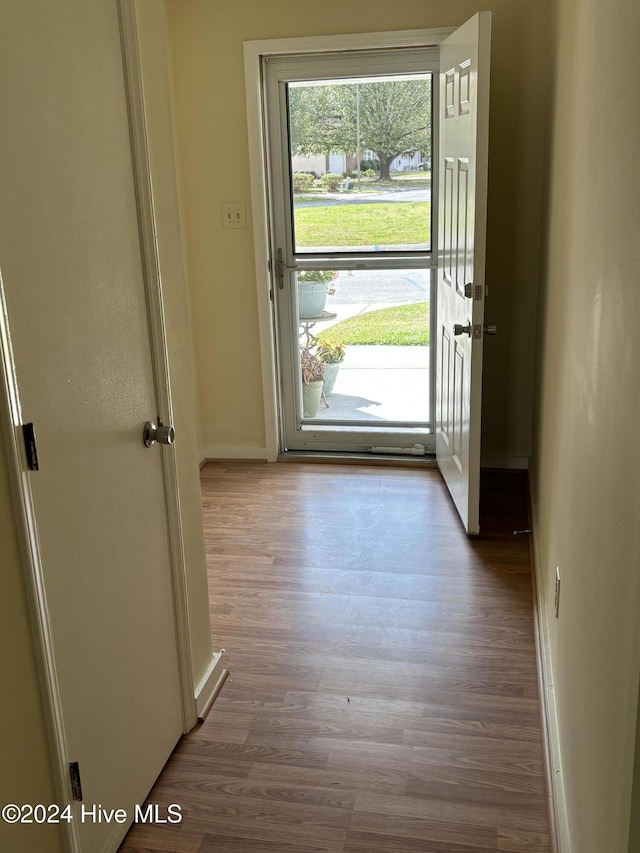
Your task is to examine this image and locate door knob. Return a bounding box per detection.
[143,418,175,447]
[454,323,471,337]
[484,324,497,336]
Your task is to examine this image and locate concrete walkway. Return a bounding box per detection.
[299,282,431,424]
[317,344,430,423]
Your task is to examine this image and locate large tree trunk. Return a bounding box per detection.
[378,154,393,180]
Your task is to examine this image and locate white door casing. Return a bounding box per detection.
[0,1,183,850]
[435,12,492,534]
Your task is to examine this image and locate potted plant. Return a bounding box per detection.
[300,346,325,418]
[298,270,337,319]
[316,341,345,396]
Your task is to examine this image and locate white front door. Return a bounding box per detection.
[435,12,492,534]
[0,2,183,850]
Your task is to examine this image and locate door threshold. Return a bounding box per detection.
[278,450,437,468]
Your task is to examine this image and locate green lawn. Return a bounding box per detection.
[295,202,430,247]
[319,302,430,346]
[388,171,432,186]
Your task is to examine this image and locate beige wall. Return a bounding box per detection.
[0,432,62,853]
[165,0,553,462]
[532,0,640,849]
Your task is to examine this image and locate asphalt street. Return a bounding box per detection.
[328,269,429,305]
[294,186,431,207]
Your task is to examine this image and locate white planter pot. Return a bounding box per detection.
[302,379,323,418]
[322,362,341,396]
[298,281,328,319]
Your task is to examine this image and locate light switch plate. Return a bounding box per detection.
[222,203,246,229]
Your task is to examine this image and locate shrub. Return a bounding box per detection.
[320,173,343,192]
[360,158,379,172]
[362,168,377,178]
[292,172,314,192]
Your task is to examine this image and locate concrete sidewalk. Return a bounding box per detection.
[299,288,431,424]
[316,345,430,423]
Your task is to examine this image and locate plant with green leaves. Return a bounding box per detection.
[316,341,345,364]
[297,269,338,293]
[319,173,343,192]
[292,172,314,192]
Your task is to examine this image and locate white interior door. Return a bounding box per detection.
[0,2,182,850]
[435,12,491,534]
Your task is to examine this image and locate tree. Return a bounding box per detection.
[288,78,431,181]
[358,80,431,180]
[288,84,354,159]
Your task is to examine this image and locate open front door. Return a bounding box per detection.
[435,12,491,534]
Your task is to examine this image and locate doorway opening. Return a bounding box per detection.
[264,48,439,455]
[246,16,491,531]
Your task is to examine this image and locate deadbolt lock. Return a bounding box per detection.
[454,322,497,338]
[454,323,472,337]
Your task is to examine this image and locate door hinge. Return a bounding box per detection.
[69,762,83,802]
[22,423,39,471]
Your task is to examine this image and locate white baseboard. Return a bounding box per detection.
[201,445,273,462]
[481,452,529,470]
[530,508,571,852]
[195,651,226,718]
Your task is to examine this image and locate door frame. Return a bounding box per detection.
[0,4,198,850]
[244,26,455,460]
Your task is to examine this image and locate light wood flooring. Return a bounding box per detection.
[120,461,551,853]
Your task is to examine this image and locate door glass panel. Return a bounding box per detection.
[297,268,430,424]
[288,74,432,253]
[266,47,438,452]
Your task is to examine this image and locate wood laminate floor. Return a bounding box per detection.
[120,462,551,853]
